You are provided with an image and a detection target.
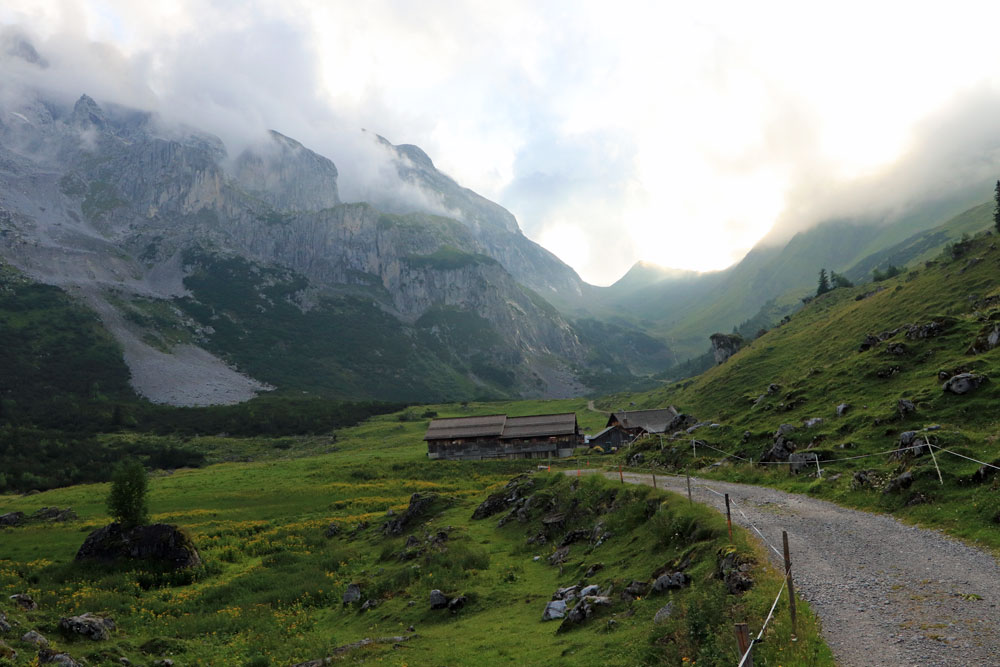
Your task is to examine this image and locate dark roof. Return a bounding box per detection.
[500,413,578,439]
[607,407,679,433]
[424,414,506,441]
[423,412,578,441]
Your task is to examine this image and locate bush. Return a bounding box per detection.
[107,459,149,527]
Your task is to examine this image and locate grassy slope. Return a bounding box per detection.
[600,230,1000,550]
[0,403,830,666]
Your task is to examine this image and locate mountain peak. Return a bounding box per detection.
[71,94,106,128]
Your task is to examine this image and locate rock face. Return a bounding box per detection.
[942,373,987,395]
[75,523,201,569]
[58,613,115,641]
[709,333,743,365]
[652,572,690,592]
[382,493,438,536]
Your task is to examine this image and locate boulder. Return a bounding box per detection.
[666,413,698,432]
[360,599,378,612]
[552,585,579,601]
[0,611,10,633]
[21,630,48,647]
[884,471,914,494]
[584,563,604,578]
[548,546,570,566]
[429,589,448,610]
[342,583,362,605]
[717,548,754,594]
[776,423,796,436]
[836,403,850,417]
[29,507,77,522]
[382,493,438,536]
[906,319,954,340]
[75,523,201,570]
[9,594,36,610]
[943,373,987,395]
[38,649,81,666]
[710,333,743,364]
[885,342,908,355]
[0,512,25,527]
[652,572,690,592]
[471,475,534,520]
[803,417,823,428]
[970,464,998,484]
[897,399,916,417]
[628,452,645,466]
[851,470,875,490]
[58,613,115,641]
[653,602,675,624]
[788,452,819,475]
[324,523,341,538]
[579,584,600,597]
[623,580,648,598]
[559,529,590,547]
[967,323,1000,354]
[542,600,567,621]
[447,596,466,612]
[891,431,928,460]
[760,434,795,463]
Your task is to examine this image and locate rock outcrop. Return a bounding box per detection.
[709,333,743,365]
[75,523,201,569]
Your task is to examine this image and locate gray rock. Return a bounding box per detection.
[761,434,796,463]
[0,512,25,527]
[836,403,850,416]
[360,599,378,612]
[652,572,690,592]
[324,523,341,538]
[851,470,875,490]
[885,342,908,355]
[653,602,675,624]
[579,584,600,597]
[710,333,743,364]
[29,507,77,522]
[884,471,914,494]
[382,493,438,536]
[152,661,174,667]
[943,373,987,395]
[897,399,916,416]
[542,600,567,621]
[803,417,823,428]
[559,529,589,547]
[75,523,200,570]
[584,563,604,578]
[552,585,579,601]
[9,594,36,610]
[776,423,796,436]
[967,323,1000,354]
[0,611,10,633]
[718,549,754,594]
[623,580,648,598]
[21,630,48,647]
[789,452,820,475]
[429,589,448,610]
[58,613,115,641]
[892,432,928,460]
[447,595,466,612]
[548,546,570,565]
[342,583,362,605]
[38,649,81,666]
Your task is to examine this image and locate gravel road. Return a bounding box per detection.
[575,470,1000,666]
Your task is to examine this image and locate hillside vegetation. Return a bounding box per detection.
[602,230,1000,549]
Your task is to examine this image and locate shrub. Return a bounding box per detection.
[107,459,149,527]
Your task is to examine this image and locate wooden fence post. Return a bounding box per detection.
[686,474,692,504]
[783,530,797,637]
[651,470,657,489]
[735,622,753,666]
[619,463,624,484]
[724,493,733,543]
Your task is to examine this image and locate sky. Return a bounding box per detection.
[3,1,1000,285]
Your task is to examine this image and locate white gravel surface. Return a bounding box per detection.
[575,470,1000,667]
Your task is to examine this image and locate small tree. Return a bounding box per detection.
[816,268,831,296]
[107,459,149,527]
[994,180,1000,233]
[830,271,854,289]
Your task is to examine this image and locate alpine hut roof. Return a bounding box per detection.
[607,407,679,434]
[500,413,578,439]
[423,414,506,441]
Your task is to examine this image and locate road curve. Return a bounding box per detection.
[570,470,1000,667]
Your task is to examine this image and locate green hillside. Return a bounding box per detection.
[601,229,1000,549]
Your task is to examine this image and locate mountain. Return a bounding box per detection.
[0,89,676,407]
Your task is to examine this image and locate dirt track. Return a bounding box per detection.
[571,470,1000,666]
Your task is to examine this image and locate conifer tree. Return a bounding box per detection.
[817,268,831,295]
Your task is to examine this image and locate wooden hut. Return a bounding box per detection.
[425,413,580,460]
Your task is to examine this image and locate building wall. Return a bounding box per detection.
[427,435,578,461]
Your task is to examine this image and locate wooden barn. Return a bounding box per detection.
[424,413,581,461]
[587,424,631,452]
[606,407,680,436]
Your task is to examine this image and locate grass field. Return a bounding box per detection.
[0,403,831,666]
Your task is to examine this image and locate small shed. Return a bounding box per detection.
[425,412,581,461]
[587,424,632,452]
[606,407,679,435]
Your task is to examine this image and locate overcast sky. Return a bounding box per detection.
[4,1,1000,285]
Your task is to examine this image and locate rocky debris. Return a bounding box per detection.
[742,430,752,443]
[0,611,10,633]
[803,417,823,428]
[579,584,601,597]
[717,548,754,594]
[0,512,25,527]
[884,471,914,494]
[859,334,882,352]
[472,475,535,520]
[75,523,201,570]
[710,332,743,364]
[761,427,796,463]
[541,513,566,527]
[652,572,690,592]
[584,563,604,578]
[966,323,1000,354]
[788,452,819,474]
[897,399,916,417]
[58,613,115,641]
[447,595,466,612]
[360,599,379,612]
[851,470,876,490]
[623,580,649,598]
[627,451,645,466]
[324,523,341,538]
[666,413,699,432]
[906,318,954,340]
[429,589,448,610]
[885,342,908,355]
[29,507,77,522]
[836,403,850,416]
[9,594,36,610]
[342,584,362,606]
[21,630,48,647]
[557,596,612,632]
[653,602,675,624]
[559,529,590,547]
[548,546,570,565]
[542,600,567,621]
[38,648,81,666]
[942,372,987,395]
[970,464,998,484]
[552,585,579,601]
[891,431,929,460]
[875,365,901,379]
[382,493,438,536]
